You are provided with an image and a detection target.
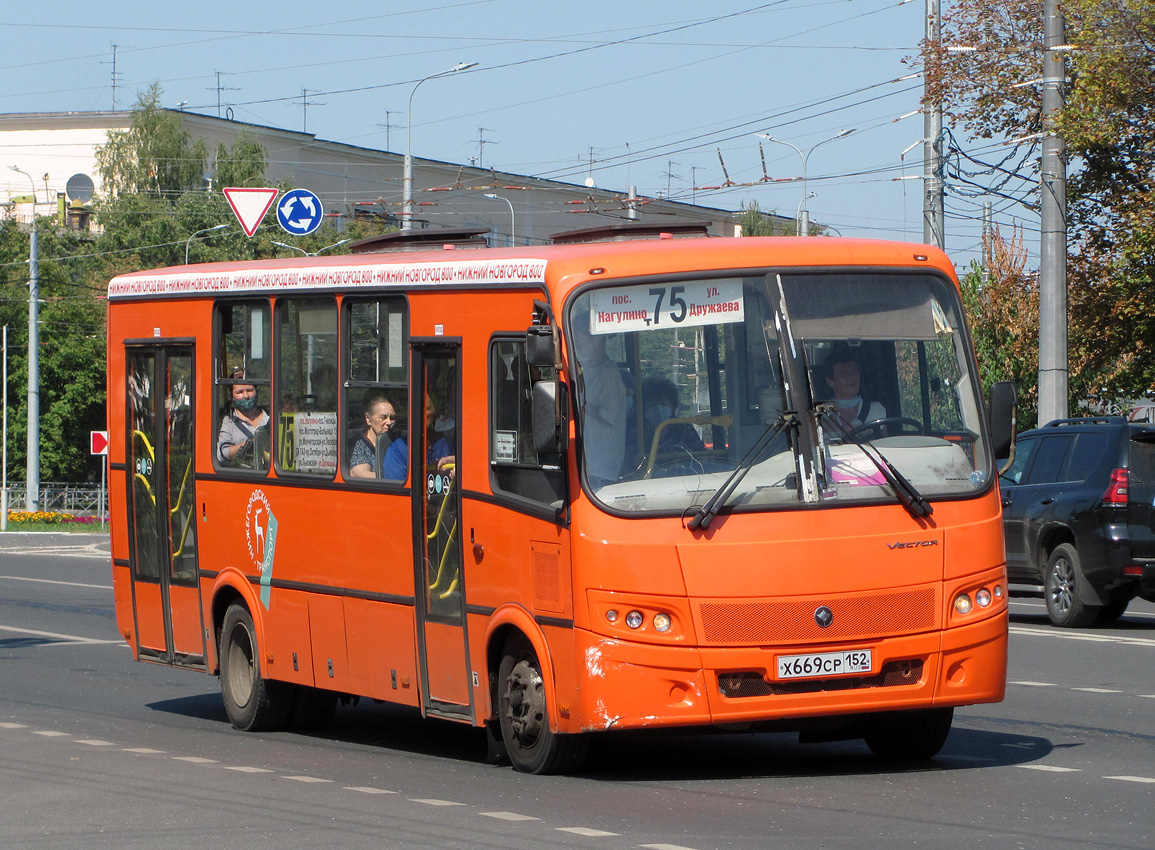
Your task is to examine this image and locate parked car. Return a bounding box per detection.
[999,417,1155,627]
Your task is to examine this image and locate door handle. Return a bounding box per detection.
[1040,497,1055,505]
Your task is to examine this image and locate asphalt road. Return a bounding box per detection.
[1,533,1152,849]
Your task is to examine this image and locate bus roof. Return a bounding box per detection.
[106,236,954,301]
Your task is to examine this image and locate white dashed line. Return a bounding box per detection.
[1010,681,1057,687]
[344,786,398,795]
[1072,687,1123,694]
[123,748,166,754]
[75,739,116,746]
[1138,694,1155,699]
[225,766,274,773]
[410,798,465,806]
[0,722,29,729]
[0,624,123,645]
[283,776,333,783]
[1017,764,1081,773]
[557,827,619,837]
[0,575,111,590]
[33,730,70,737]
[641,844,702,850]
[481,812,539,822]
[172,756,218,764]
[1009,626,1155,648]
[1104,775,1155,784]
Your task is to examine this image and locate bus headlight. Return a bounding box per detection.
[953,593,973,615]
[975,588,992,608]
[653,612,672,632]
[625,610,644,629]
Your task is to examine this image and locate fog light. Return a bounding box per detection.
[653,612,672,632]
[976,588,992,608]
[625,610,644,629]
[954,593,973,614]
[993,585,1004,599]
[605,609,619,623]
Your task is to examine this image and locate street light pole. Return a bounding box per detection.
[402,62,478,231]
[185,223,229,265]
[484,193,515,246]
[756,129,856,236]
[10,166,39,511]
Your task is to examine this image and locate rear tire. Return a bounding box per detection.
[497,633,587,775]
[219,604,292,732]
[1044,544,1098,628]
[863,707,953,761]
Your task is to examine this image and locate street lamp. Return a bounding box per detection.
[185,223,229,265]
[9,166,39,510]
[402,62,478,231]
[755,129,856,236]
[484,193,515,246]
[272,239,350,257]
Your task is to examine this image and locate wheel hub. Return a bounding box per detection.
[504,658,545,745]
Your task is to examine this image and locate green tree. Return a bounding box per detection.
[737,200,792,236]
[923,0,1155,409]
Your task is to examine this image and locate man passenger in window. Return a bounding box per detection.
[823,348,886,430]
[217,370,271,469]
[349,395,396,479]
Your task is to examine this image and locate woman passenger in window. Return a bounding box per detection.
[349,395,397,478]
[641,376,706,456]
[217,370,271,469]
[823,348,886,430]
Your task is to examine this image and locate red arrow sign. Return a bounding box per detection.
[90,430,109,455]
[223,187,279,237]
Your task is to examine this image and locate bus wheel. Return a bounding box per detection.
[219,604,291,732]
[863,707,953,761]
[497,634,587,775]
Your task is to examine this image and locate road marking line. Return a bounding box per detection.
[557,827,619,837]
[172,756,217,763]
[0,722,29,729]
[33,731,70,737]
[481,812,539,821]
[226,766,273,773]
[1104,775,1155,784]
[1009,625,1155,648]
[641,845,702,850]
[1017,764,1081,772]
[1072,687,1122,694]
[345,787,398,795]
[75,739,116,746]
[0,575,111,590]
[0,624,123,645]
[1010,681,1057,687]
[1138,694,1155,699]
[283,776,332,783]
[123,748,166,754]
[410,798,465,806]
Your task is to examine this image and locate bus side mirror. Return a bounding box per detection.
[988,381,1016,459]
[526,325,555,368]
[532,380,568,455]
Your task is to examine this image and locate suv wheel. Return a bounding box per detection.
[1044,543,1099,628]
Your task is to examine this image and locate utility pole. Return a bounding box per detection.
[923,0,945,249]
[1038,0,1068,423]
[476,127,497,169]
[209,71,240,118]
[10,167,39,511]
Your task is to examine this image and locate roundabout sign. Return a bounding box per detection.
[277,188,324,236]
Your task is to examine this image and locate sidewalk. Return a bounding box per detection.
[0,531,111,553]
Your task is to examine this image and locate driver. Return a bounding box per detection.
[823,349,886,431]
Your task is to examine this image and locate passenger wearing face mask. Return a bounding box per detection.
[217,369,271,469]
[640,376,706,457]
[823,348,886,432]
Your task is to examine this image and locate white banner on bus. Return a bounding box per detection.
[588,279,744,335]
[108,258,549,298]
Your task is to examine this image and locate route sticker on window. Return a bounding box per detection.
[494,430,517,461]
[588,279,745,334]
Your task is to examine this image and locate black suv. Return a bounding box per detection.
[1000,417,1155,627]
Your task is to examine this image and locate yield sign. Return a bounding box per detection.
[223,187,279,237]
[90,430,109,456]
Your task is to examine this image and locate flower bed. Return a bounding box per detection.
[6,511,105,525]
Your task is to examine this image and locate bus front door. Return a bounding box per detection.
[125,346,205,668]
[412,343,472,721]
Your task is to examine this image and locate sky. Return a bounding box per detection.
[0,0,1038,270]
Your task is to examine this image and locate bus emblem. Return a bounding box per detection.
[814,606,834,628]
[245,489,274,570]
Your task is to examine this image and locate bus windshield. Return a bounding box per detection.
[568,271,992,515]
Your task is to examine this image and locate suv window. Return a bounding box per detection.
[1025,435,1073,485]
[1000,435,1036,485]
[1066,433,1109,482]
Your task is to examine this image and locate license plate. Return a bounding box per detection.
[777,649,872,679]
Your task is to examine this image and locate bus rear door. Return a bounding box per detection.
[125,344,205,667]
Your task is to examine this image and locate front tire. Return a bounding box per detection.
[863,707,953,761]
[497,633,587,774]
[1044,543,1098,628]
[219,604,292,731]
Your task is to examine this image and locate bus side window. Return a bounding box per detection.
[489,337,565,506]
[214,300,272,473]
[344,297,409,482]
[274,298,339,478]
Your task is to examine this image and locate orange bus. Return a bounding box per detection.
[107,227,1015,774]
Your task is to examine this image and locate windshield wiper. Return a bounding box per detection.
[688,413,795,531]
[818,404,933,519]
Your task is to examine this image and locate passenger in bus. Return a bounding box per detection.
[571,318,627,486]
[641,376,706,456]
[823,348,886,431]
[217,371,271,468]
[348,395,397,478]
[381,394,454,482]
